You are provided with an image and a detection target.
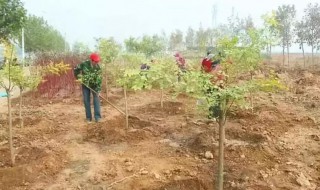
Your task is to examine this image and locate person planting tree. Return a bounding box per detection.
[74,53,102,123]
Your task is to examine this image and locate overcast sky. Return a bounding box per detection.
[22,0,319,52]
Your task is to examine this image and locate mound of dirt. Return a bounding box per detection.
[187,132,215,153]
[86,126,151,144]
[85,116,155,144]
[0,146,67,189]
[136,101,185,117]
[226,128,266,144]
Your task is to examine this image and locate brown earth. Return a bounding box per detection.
[0,68,320,190]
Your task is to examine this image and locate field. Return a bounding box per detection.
[0,60,320,190]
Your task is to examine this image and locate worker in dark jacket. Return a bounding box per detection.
[74,53,102,123]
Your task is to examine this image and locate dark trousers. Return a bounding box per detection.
[82,85,101,121]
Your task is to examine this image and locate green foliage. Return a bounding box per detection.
[124,37,140,53]
[2,40,18,62]
[227,14,255,37]
[20,15,68,52]
[261,10,280,55]
[116,69,150,90]
[0,0,26,40]
[275,5,296,48]
[0,61,42,92]
[169,29,184,51]
[124,35,165,57]
[78,68,102,90]
[174,70,211,99]
[121,53,148,68]
[262,10,279,28]
[147,57,178,90]
[185,27,195,50]
[176,30,286,117]
[215,29,265,83]
[294,21,307,49]
[14,66,42,90]
[195,26,209,52]
[0,63,21,91]
[96,37,121,63]
[116,56,178,91]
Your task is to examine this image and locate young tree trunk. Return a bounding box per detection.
[250,72,254,112]
[287,45,290,66]
[217,101,226,190]
[217,98,227,190]
[302,43,306,68]
[269,45,272,58]
[311,46,314,65]
[160,89,164,108]
[124,87,129,128]
[19,88,23,127]
[282,46,285,66]
[268,44,272,64]
[104,63,109,100]
[7,91,15,166]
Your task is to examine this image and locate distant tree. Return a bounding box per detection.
[304,3,320,64]
[140,35,165,57]
[159,30,169,51]
[185,27,195,50]
[261,11,280,58]
[0,0,26,40]
[230,15,255,33]
[72,41,90,54]
[97,37,121,63]
[96,37,121,97]
[243,16,255,31]
[294,21,308,67]
[206,28,215,47]
[275,4,296,65]
[124,37,139,53]
[195,25,209,52]
[124,35,164,57]
[21,15,68,53]
[227,14,244,36]
[169,29,184,51]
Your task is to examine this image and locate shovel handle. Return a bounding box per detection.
[81,83,126,116]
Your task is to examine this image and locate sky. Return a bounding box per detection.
[22,0,319,52]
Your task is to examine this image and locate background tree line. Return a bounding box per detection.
[1,0,319,65]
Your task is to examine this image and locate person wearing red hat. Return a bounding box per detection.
[74,53,102,123]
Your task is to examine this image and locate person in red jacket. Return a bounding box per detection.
[202,53,225,87]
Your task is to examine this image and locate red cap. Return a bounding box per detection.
[90,53,100,62]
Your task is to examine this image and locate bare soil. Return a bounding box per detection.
[0,68,320,190]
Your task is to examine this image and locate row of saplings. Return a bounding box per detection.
[0,34,285,190]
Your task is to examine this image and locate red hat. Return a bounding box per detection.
[90,53,100,62]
